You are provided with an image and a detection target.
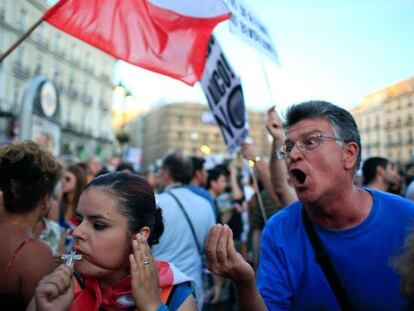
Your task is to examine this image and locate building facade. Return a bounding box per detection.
[351,76,414,164]
[138,102,270,167]
[0,0,116,159]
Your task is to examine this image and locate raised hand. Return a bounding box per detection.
[31,264,74,311]
[241,141,258,162]
[204,224,255,285]
[129,233,161,311]
[265,106,284,145]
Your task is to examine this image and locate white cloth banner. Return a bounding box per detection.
[200,36,248,156]
[224,0,278,62]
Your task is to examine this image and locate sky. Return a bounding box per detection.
[114,0,414,115]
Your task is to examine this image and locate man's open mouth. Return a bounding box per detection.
[290,168,307,186]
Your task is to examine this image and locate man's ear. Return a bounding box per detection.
[39,193,51,211]
[343,142,359,171]
[376,165,385,178]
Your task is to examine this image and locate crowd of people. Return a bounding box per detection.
[2,100,414,310]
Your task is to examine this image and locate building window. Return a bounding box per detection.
[85,52,91,70]
[53,67,60,80]
[409,131,414,145]
[54,33,61,53]
[0,7,5,21]
[34,55,43,75]
[396,117,401,128]
[18,9,27,32]
[407,114,413,126]
[386,120,391,129]
[70,43,76,62]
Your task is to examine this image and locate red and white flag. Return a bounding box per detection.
[43,0,230,85]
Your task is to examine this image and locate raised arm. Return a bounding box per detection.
[241,141,280,205]
[266,107,297,206]
[228,161,244,201]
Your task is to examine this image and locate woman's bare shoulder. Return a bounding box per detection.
[16,238,55,272]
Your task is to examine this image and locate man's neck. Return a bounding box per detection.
[368,179,387,192]
[191,178,201,187]
[164,181,184,190]
[209,189,217,199]
[305,186,372,230]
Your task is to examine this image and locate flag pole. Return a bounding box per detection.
[0,17,44,63]
[258,54,276,106]
[246,160,267,223]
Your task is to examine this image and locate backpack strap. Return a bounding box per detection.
[165,190,202,255]
[302,208,354,311]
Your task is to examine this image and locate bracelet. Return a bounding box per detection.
[157,303,169,311]
[274,149,285,160]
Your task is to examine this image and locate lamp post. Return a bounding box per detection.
[113,82,134,157]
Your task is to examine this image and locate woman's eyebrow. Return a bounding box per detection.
[75,212,114,222]
[88,215,115,222]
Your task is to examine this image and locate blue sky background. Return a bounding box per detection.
[115,0,414,114]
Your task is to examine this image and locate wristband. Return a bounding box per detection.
[274,149,286,160]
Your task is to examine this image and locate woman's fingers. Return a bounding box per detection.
[131,233,157,287]
[36,264,73,300]
[131,239,142,285]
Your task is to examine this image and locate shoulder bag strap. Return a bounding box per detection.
[301,208,354,311]
[166,190,203,255]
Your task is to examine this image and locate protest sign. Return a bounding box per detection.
[224,0,278,62]
[201,36,248,155]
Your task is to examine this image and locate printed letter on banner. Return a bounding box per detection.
[200,36,248,156]
[223,0,278,62]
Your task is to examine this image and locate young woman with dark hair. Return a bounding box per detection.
[0,141,62,309]
[59,164,87,226]
[29,172,197,311]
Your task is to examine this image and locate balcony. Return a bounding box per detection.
[66,88,78,100]
[99,100,111,112]
[12,61,30,80]
[56,82,65,93]
[81,94,93,106]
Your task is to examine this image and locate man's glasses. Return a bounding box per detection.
[275,133,344,160]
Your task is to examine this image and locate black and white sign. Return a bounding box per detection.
[201,36,248,156]
[224,0,278,62]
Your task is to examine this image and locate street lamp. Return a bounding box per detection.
[200,144,211,155]
[113,82,134,155]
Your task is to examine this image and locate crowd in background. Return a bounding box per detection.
[3,101,414,310]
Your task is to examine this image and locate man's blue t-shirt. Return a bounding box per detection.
[257,189,414,310]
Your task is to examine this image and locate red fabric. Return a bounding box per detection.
[70,260,175,311]
[43,0,229,85]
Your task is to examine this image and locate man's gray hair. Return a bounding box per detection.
[284,100,361,170]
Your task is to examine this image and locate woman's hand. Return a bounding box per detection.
[205,224,255,286]
[30,264,74,311]
[130,233,162,311]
